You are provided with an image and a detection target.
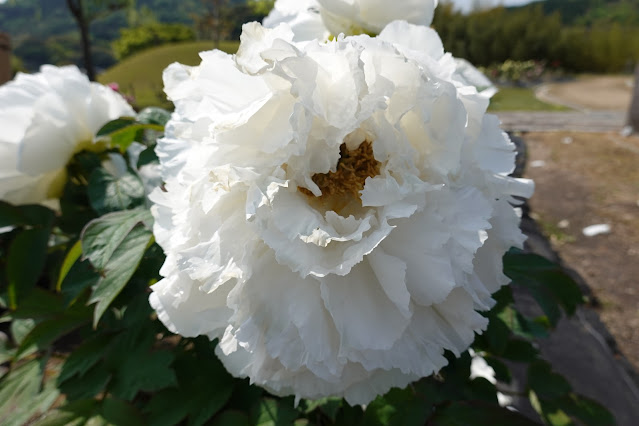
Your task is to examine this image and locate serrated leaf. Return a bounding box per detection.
[527,361,572,400]
[7,228,50,308]
[428,400,539,426]
[88,168,145,215]
[529,391,572,426]
[252,398,299,426]
[504,251,583,324]
[558,393,615,425]
[60,259,101,306]
[498,306,550,339]
[365,387,431,426]
[58,334,112,383]
[108,349,176,400]
[145,389,191,426]
[81,208,152,270]
[137,107,171,126]
[57,241,83,291]
[89,225,153,326]
[60,364,112,401]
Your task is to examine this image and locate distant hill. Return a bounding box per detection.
[0,0,256,71]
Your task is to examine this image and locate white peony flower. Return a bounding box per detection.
[149,21,533,405]
[265,0,437,39]
[263,1,496,98]
[0,65,135,205]
[317,0,437,36]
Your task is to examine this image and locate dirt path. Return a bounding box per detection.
[523,131,639,370]
[536,75,633,111]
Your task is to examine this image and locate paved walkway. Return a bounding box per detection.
[497,110,626,133]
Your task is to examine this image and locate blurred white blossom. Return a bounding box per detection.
[0,65,134,205]
[149,21,533,405]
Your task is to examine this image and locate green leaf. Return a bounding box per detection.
[427,401,540,426]
[212,411,251,426]
[88,167,145,215]
[0,359,60,426]
[19,204,56,228]
[96,117,137,137]
[61,364,112,401]
[58,334,112,383]
[303,397,342,422]
[7,287,64,320]
[7,228,50,308]
[498,306,550,339]
[108,348,176,400]
[16,307,91,358]
[504,251,583,324]
[0,201,23,227]
[529,391,572,426]
[10,318,36,346]
[252,398,299,426]
[136,146,159,168]
[364,387,432,426]
[483,317,510,354]
[32,399,98,426]
[81,208,152,270]
[59,259,101,306]
[483,356,512,384]
[33,398,145,426]
[558,393,615,425]
[57,240,83,292]
[501,338,538,362]
[137,107,171,126]
[89,224,153,326]
[527,361,571,399]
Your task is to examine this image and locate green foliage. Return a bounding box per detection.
[0,113,615,426]
[112,22,196,60]
[433,3,639,73]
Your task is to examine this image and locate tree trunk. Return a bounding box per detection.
[0,32,11,85]
[627,64,639,134]
[67,0,96,81]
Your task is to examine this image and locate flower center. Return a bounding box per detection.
[299,140,381,211]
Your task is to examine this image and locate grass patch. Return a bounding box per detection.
[98,40,239,109]
[488,87,571,112]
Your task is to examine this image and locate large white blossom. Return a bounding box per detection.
[0,65,134,205]
[149,21,533,405]
[265,0,437,39]
[263,0,496,97]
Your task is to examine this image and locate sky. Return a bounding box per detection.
[442,0,540,13]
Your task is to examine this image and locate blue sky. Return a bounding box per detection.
[443,0,540,13]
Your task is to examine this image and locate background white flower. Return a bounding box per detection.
[318,0,437,36]
[149,21,533,405]
[0,65,135,205]
[263,1,496,97]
